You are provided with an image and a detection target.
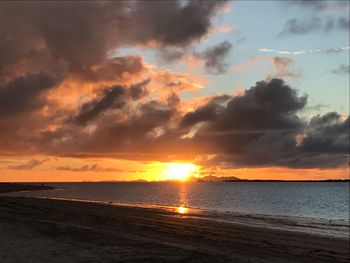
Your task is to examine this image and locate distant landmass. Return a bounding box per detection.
[89,177,349,183]
[196,175,241,182]
[97,179,149,183]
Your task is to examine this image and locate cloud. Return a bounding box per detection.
[36,78,348,170]
[233,56,270,72]
[338,17,350,30]
[0,73,59,116]
[211,25,235,34]
[180,95,232,128]
[258,48,305,56]
[0,0,228,144]
[0,2,347,172]
[283,1,349,13]
[0,1,226,79]
[331,64,350,75]
[300,112,349,154]
[55,163,123,172]
[266,57,303,80]
[182,79,307,132]
[75,80,149,124]
[195,41,233,75]
[152,70,205,93]
[2,75,345,171]
[125,0,228,47]
[7,159,48,170]
[259,45,350,56]
[156,47,187,63]
[77,55,150,84]
[0,1,227,156]
[279,16,350,37]
[278,17,322,37]
[156,41,233,75]
[285,0,328,11]
[324,46,350,54]
[304,103,329,112]
[178,79,348,169]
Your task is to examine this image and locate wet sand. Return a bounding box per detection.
[0,195,349,263]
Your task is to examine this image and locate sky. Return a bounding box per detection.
[0,0,349,182]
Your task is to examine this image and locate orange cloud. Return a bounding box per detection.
[233,56,270,72]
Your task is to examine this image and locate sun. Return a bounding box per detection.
[163,163,198,181]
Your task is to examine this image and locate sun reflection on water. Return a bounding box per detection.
[177,183,189,214]
[177,206,188,214]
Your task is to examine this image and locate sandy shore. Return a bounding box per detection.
[0,195,349,263]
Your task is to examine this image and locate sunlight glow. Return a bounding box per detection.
[163,163,198,181]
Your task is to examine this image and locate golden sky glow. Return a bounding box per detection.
[162,163,199,181]
[0,156,348,182]
[0,2,349,183]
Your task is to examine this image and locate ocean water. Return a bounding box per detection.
[7,182,350,220]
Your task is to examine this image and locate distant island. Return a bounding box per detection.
[196,175,241,182]
[95,176,350,183]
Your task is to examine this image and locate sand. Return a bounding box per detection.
[0,194,349,263]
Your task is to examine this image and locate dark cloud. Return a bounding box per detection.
[156,47,186,63]
[75,79,149,124]
[195,41,233,74]
[283,0,349,11]
[7,158,48,170]
[285,0,328,10]
[327,17,350,32]
[0,73,59,116]
[300,112,349,154]
[55,163,123,172]
[0,1,226,156]
[0,1,226,80]
[331,64,350,75]
[178,79,307,166]
[78,55,149,83]
[156,41,233,75]
[180,95,231,128]
[43,92,181,157]
[126,1,227,46]
[324,17,335,33]
[279,15,350,37]
[208,79,307,131]
[179,79,348,169]
[1,1,347,173]
[304,103,329,112]
[76,86,126,124]
[338,17,350,30]
[184,78,307,134]
[278,17,322,37]
[34,78,348,170]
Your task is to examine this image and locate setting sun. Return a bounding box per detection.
[163,163,199,181]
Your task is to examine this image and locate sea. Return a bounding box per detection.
[6,181,350,220]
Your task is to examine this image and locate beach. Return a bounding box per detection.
[0,191,349,263]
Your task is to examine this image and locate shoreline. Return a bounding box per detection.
[3,194,349,239]
[4,184,350,221]
[0,195,349,262]
[1,184,349,262]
